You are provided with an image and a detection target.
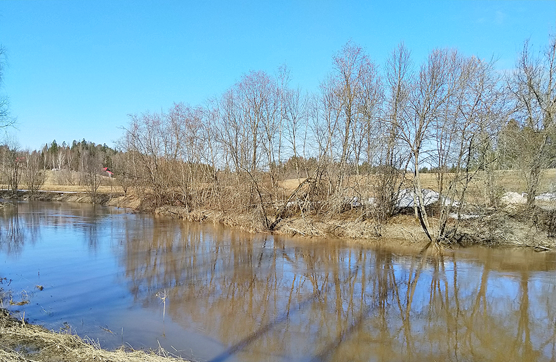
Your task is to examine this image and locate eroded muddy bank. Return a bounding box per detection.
[151,202,556,251]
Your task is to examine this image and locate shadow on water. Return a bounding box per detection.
[209,285,330,362]
[2,201,556,361]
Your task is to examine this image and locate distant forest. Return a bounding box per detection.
[1,36,555,242]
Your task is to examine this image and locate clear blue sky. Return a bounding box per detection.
[0,0,554,150]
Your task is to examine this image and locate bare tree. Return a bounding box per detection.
[168,103,205,209]
[111,151,134,195]
[23,150,45,194]
[433,56,507,240]
[198,100,224,208]
[83,149,103,204]
[375,43,414,221]
[0,142,24,195]
[215,71,284,228]
[320,42,382,185]
[390,49,459,239]
[0,46,14,129]
[388,48,499,242]
[124,111,169,205]
[508,36,556,207]
[218,71,277,175]
[281,80,308,180]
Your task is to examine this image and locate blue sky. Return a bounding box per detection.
[0,0,554,150]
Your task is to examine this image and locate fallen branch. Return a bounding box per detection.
[269,178,314,230]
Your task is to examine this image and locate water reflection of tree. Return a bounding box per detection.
[0,202,118,256]
[117,223,556,362]
[82,205,102,252]
[62,203,114,253]
[0,203,42,255]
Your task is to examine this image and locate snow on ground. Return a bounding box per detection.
[501,192,527,204]
[500,191,556,204]
[535,193,556,201]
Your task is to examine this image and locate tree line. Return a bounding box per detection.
[0,140,117,200]
[2,35,555,243]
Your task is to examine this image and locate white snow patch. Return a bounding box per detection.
[448,213,480,220]
[535,193,556,201]
[397,189,458,208]
[501,192,527,204]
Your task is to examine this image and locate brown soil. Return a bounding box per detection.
[150,202,556,250]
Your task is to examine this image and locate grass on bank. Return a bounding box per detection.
[0,308,189,362]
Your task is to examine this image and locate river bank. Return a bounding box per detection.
[0,308,189,362]
[2,188,555,250]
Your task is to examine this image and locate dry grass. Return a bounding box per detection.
[35,183,124,194]
[0,183,123,194]
[0,309,188,362]
[416,169,556,194]
[276,169,556,203]
[0,170,125,195]
[278,177,307,191]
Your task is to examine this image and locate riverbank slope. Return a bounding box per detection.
[2,184,555,250]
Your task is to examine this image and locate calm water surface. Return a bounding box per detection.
[1,201,556,361]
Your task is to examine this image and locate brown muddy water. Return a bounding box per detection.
[1,201,556,362]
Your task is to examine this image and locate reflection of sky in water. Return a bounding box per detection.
[1,201,556,362]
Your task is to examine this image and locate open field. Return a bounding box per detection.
[421,168,556,196]
[279,169,556,194]
[0,170,124,194]
[277,169,556,210]
[3,169,554,203]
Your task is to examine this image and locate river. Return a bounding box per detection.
[1,201,556,361]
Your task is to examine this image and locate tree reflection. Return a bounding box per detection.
[116,223,556,362]
[0,203,41,255]
[0,202,116,255]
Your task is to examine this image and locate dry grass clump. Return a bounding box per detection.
[0,309,188,362]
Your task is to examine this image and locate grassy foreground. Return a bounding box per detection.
[0,309,188,362]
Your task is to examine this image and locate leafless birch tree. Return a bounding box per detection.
[508,36,556,207]
[0,46,14,129]
[23,150,45,194]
